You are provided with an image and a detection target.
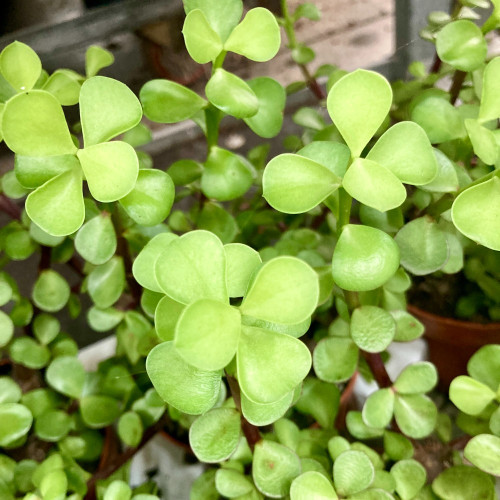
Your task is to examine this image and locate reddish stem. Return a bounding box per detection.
[361,351,393,388]
[0,194,21,220]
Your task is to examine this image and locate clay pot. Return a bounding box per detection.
[408,305,500,390]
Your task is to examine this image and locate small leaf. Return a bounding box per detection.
[182,9,223,64]
[0,404,33,447]
[35,410,71,442]
[295,378,340,428]
[334,450,374,497]
[75,212,116,265]
[394,394,437,439]
[80,395,121,428]
[78,141,138,202]
[189,408,241,462]
[467,344,500,391]
[452,176,500,251]
[464,434,500,476]
[394,362,438,394]
[290,471,337,500]
[9,337,50,369]
[32,270,70,312]
[332,224,400,292]
[0,377,21,404]
[384,430,414,461]
[146,342,221,415]
[45,356,85,399]
[465,118,498,165]
[85,45,114,78]
[420,149,459,193]
[432,465,495,500]
[225,243,262,298]
[313,336,358,383]
[327,70,392,157]
[224,8,281,62]
[118,411,143,448]
[42,69,81,106]
[351,306,396,353]
[168,159,203,185]
[140,79,207,123]
[15,154,80,189]
[241,389,294,426]
[362,389,394,429]
[479,56,500,121]
[346,411,385,440]
[87,306,124,332]
[206,69,258,118]
[297,141,351,178]
[0,41,41,91]
[80,76,142,146]
[33,314,60,345]
[198,202,239,243]
[215,469,254,498]
[449,375,496,415]
[390,459,426,500]
[103,481,131,500]
[88,256,125,309]
[0,311,14,347]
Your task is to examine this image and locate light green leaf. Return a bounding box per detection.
[0,41,41,91]
[32,270,70,312]
[198,202,239,243]
[87,256,125,308]
[225,243,262,297]
[366,122,437,185]
[182,9,223,64]
[118,411,143,448]
[206,69,258,118]
[384,430,414,461]
[479,56,500,121]
[362,389,394,429]
[467,344,500,391]
[343,158,406,212]
[420,149,459,193]
[78,141,138,202]
[263,153,341,214]
[452,176,500,251]
[395,217,448,275]
[334,450,374,497]
[80,76,142,146]
[2,91,76,156]
[189,408,241,462]
[140,79,207,123]
[449,375,496,415]
[332,224,400,291]
[146,341,221,415]
[394,362,437,394]
[432,465,495,500]
[252,440,301,498]
[9,337,50,369]
[155,230,227,304]
[1,170,29,199]
[215,468,254,498]
[224,8,280,62]
[15,154,80,189]
[0,377,21,404]
[241,389,294,426]
[85,45,114,78]
[42,69,81,106]
[436,20,487,71]
[103,480,131,500]
[80,395,121,428]
[29,222,64,247]
[154,294,185,341]
[297,141,351,178]
[327,70,392,157]
[168,159,203,185]
[290,471,337,500]
[87,306,124,332]
[394,394,437,439]
[35,410,71,442]
[390,459,426,500]
[75,212,116,265]
[464,434,500,476]
[351,306,396,353]
[237,325,311,404]
[0,404,33,447]
[313,336,358,383]
[240,256,319,325]
[33,314,60,345]
[45,356,85,399]
[465,118,498,165]
[295,378,340,428]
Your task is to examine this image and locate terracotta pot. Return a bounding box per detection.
[408,305,500,390]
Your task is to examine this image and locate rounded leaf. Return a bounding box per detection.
[87,306,124,332]
[351,306,396,353]
[0,377,21,404]
[432,465,495,500]
[80,395,121,428]
[449,375,496,415]
[394,394,437,439]
[154,294,185,341]
[313,336,358,383]
[75,212,116,265]
[394,362,438,394]
[241,389,294,426]
[467,344,500,391]
[464,434,500,476]
[35,410,71,442]
[0,311,14,347]
[182,9,223,64]
[479,56,500,121]
[215,469,254,498]
[0,41,41,91]
[118,411,143,448]
[298,141,351,178]
[290,471,337,500]
[0,404,33,447]
[45,356,85,399]
[43,69,81,106]
[225,243,262,298]
[87,256,125,309]
[390,459,426,500]
[362,389,394,429]
[32,270,70,312]
[334,450,374,497]
[85,45,114,78]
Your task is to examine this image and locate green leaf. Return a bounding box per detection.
[263,153,342,214]
[25,167,84,236]
[42,69,81,106]
[104,481,131,500]
[15,154,80,189]
[225,243,262,297]
[198,202,239,243]
[201,147,254,201]
[394,362,437,394]
[35,410,71,442]
[290,471,337,500]
[394,394,437,439]
[0,311,14,348]
[32,270,70,312]
[215,468,254,498]
[80,76,142,146]
[146,341,221,414]
[384,431,414,461]
[88,256,125,308]
[85,45,114,78]
[292,45,315,64]
[175,299,240,371]
[452,176,500,250]
[75,212,116,265]
[168,159,203,185]
[395,217,448,275]
[155,230,227,304]
[332,224,400,292]
[182,9,223,63]
[479,57,500,121]
[1,170,29,199]
[313,336,358,383]
[0,377,21,404]
[240,256,319,325]
[420,149,459,193]
[244,77,286,138]
[241,389,294,426]
[140,79,207,123]
[189,408,241,462]
[237,325,311,404]
[0,404,33,447]
[449,375,496,415]
[0,41,41,91]
[118,411,143,448]
[362,389,394,429]
[2,91,76,156]
[295,378,340,428]
[465,118,498,165]
[327,70,392,157]
[252,440,301,498]
[343,158,407,212]
[29,222,64,247]
[87,306,124,332]
[464,434,500,476]
[206,69,258,118]
[351,306,396,353]
[78,141,138,202]
[33,314,60,345]
[80,395,121,428]
[297,141,351,178]
[467,344,500,391]
[132,232,178,293]
[224,8,281,62]
[366,122,437,185]
[334,450,374,496]
[45,356,85,399]
[432,465,495,500]
[436,20,487,71]
[390,459,426,500]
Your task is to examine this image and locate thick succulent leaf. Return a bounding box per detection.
[334,450,374,497]
[224,8,280,62]
[420,149,459,193]
[215,469,254,498]
[189,408,241,462]
[244,77,286,138]
[465,119,498,165]
[80,395,121,428]
[393,362,438,394]
[297,141,351,178]
[290,471,338,500]
[332,224,400,291]
[206,69,258,118]
[146,341,221,415]
[432,465,495,500]
[263,153,341,214]
[87,306,124,332]
[32,270,70,313]
[42,69,81,106]
[85,45,114,78]
[9,337,50,369]
[77,141,138,202]
[390,459,426,500]
[342,158,406,212]
[451,176,500,251]
[394,394,437,439]
[467,344,500,391]
[327,69,392,157]
[2,91,76,156]
[295,378,340,428]
[75,212,116,265]
[0,404,33,446]
[182,9,223,63]
[366,122,437,185]
[80,76,142,146]
[313,336,358,383]
[0,41,41,91]
[237,325,311,404]
[154,294,185,341]
[464,434,500,476]
[155,230,227,304]
[225,243,262,297]
[449,375,496,415]
[436,20,487,71]
[479,56,500,121]
[118,411,143,447]
[384,430,414,461]
[362,389,394,429]
[240,256,319,325]
[87,256,125,308]
[241,389,294,426]
[45,356,85,399]
[15,154,80,189]
[140,79,207,123]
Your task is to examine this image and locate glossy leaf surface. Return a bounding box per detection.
[182,9,223,63]
[0,41,41,91]
[32,270,70,312]
[87,257,125,308]
[75,213,116,265]
[225,243,262,297]
[45,356,85,399]
[464,434,500,476]
[0,404,33,446]
[350,306,396,353]
[479,56,500,121]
